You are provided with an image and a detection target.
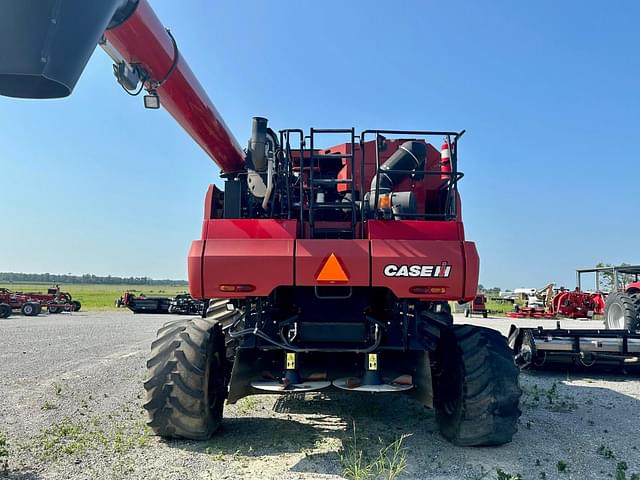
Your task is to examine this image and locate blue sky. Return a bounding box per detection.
[1,0,638,289]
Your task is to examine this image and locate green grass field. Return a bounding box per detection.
[0,283,189,310]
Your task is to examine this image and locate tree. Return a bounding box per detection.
[595,262,635,292]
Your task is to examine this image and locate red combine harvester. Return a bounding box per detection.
[0,0,521,445]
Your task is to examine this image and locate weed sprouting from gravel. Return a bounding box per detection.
[339,423,410,480]
[41,401,58,411]
[556,460,568,473]
[616,461,629,480]
[236,396,259,415]
[598,445,616,459]
[0,431,9,475]
[496,469,522,480]
[521,383,578,412]
[52,382,63,396]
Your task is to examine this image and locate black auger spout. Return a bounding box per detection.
[0,0,137,99]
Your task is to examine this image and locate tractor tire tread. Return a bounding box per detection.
[435,325,521,446]
[143,300,232,440]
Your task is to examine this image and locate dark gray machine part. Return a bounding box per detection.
[370,140,426,194]
[509,324,640,371]
[0,0,137,99]
[247,116,268,172]
[368,141,424,214]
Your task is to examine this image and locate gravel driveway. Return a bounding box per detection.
[1,311,639,480]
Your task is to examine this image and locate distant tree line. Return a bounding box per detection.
[0,272,187,285]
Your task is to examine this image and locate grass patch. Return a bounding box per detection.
[485,299,517,316]
[598,445,615,459]
[41,401,58,411]
[339,423,410,480]
[556,460,568,473]
[521,383,578,412]
[235,396,260,416]
[0,283,188,310]
[496,469,522,480]
[34,417,151,460]
[0,431,8,474]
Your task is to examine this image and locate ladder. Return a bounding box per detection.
[307,128,357,239]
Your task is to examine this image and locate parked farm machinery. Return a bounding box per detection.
[510,323,640,372]
[464,294,488,318]
[0,0,522,446]
[0,286,80,316]
[508,281,605,320]
[510,265,640,372]
[116,292,204,315]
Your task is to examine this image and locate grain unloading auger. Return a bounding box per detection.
[0,0,522,446]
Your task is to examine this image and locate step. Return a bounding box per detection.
[313,202,355,210]
[312,227,354,236]
[311,178,353,185]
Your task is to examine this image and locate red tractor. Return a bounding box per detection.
[576,266,640,329]
[0,0,521,446]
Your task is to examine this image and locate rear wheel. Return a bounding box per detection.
[143,300,238,439]
[433,325,521,446]
[604,291,640,330]
[482,311,488,319]
[0,304,11,319]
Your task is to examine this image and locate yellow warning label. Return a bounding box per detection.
[368,353,378,371]
[286,352,296,370]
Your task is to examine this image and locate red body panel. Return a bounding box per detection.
[627,281,640,294]
[203,219,297,239]
[368,220,461,241]
[195,220,297,298]
[105,0,245,173]
[370,240,468,300]
[201,239,294,298]
[462,242,480,301]
[296,240,369,286]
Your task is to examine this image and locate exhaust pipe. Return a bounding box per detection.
[248,117,268,172]
[0,0,136,99]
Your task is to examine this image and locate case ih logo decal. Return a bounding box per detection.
[384,261,451,278]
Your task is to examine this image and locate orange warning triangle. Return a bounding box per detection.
[316,253,349,282]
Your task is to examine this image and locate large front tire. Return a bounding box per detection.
[433,325,522,446]
[604,291,640,330]
[143,314,228,440]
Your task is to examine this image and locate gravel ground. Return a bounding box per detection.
[1,311,640,480]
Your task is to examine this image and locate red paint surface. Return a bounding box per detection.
[201,239,294,298]
[462,242,480,301]
[296,240,369,286]
[105,0,245,173]
[370,240,468,300]
[204,219,297,239]
[368,220,462,241]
